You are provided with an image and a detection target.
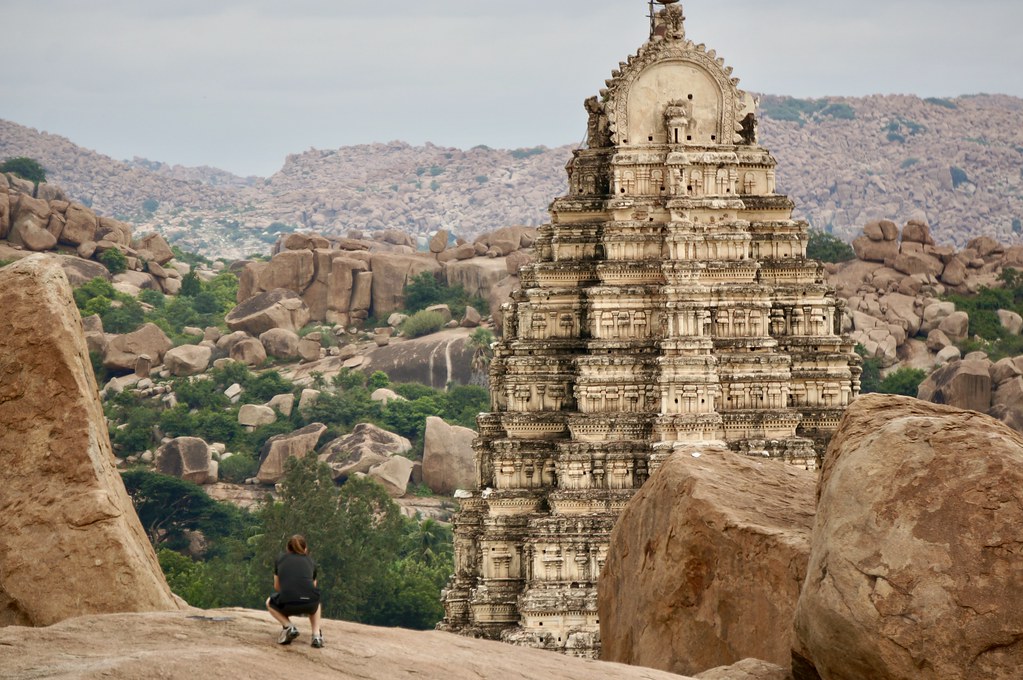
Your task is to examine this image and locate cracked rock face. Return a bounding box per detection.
[793,394,1023,680]
[0,255,179,626]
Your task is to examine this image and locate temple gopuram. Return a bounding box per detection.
[440,1,859,658]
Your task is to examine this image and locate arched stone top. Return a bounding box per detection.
[599,6,751,148]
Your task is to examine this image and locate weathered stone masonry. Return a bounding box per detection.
[441,1,859,658]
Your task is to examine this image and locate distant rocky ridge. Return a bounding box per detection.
[2,93,1020,258]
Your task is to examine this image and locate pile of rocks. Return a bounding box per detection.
[0,173,189,296]
[234,226,535,326]
[830,219,1023,368]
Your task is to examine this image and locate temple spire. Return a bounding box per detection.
[650,0,685,41]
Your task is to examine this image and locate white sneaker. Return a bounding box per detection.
[277,625,299,645]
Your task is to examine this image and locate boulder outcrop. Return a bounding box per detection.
[599,442,816,676]
[103,322,173,372]
[318,423,412,482]
[422,416,477,494]
[256,423,327,484]
[225,288,311,336]
[155,437,215,485]
[0,255,178,626]
[793,394,1023,680]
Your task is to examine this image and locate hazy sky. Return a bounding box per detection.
[1,0,1020,177]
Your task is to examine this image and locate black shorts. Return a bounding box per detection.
[268,593,320,616]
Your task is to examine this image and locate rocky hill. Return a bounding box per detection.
[2,94,1020,258]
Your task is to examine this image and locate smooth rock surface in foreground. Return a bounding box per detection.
[600,442,816,676]
[0,608,696,680]
[0,256,179,626]
[794,394,1023,680]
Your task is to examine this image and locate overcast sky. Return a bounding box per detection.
[1,0,1020,177]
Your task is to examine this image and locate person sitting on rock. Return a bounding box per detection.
[266,534,323,648]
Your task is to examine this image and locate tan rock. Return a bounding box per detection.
[422,417,477,495]
[917,358,993,412]
[45,212,66,240]
[97,216,132,246]
[237,261,267,301]
[259,328,301,360]
[230,338,268,366]
[862,221,884,241]
[131,233,173,265]
[351,270,373,315]
[0,184,9,239]
[429,229,449,253]
[59,255,111,286]
[967,235,1004,258]
[878,219,898,241]
[9,218,57,251]
[937,310,970,342]
[256,423,327,484]
[926,328,952,352]
[921,301,956,333]
[445,257,510,299]
[695,659,791,680]
[155,437,214,484]
[326,256,368,325]
[990,357,1023,385]
[318,423,411,482]
[163,344,212,377]
[901,218,935,245]
[60,203,99,245]
[103,323,173,372]
[368,455,415,497]
[225,289,311,336]
[257,249,315,292]
[238,404,277,428]
[0,255,178,626]
[600,443,816,676]
[990,377,1023,432]
[852,236,898,263]
[940,256,968,286]
[793,394,1023,680]
[298,336,321,362]
[891,250,944,278]
[0,608,695,680]
[461,306,482,328]
[997,309,1023,335]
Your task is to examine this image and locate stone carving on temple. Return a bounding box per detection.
[440,1,859,659]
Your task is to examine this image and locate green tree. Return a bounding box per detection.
[0,156,46,184]
[855,344,882,394]
[467,327,495,387]
[180,271,202,297]
[99,248,128,275]
[258,456,406,623]
[877,367,927,397]
[806,229,855,263]
[121,470,237,549]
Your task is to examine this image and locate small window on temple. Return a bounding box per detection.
[711,135,717,141]
[687,135,692,141]
[688,94,694,100]
[674,129,679,143]
[648,135,654,142]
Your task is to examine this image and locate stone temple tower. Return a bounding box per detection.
[440,1,859,658]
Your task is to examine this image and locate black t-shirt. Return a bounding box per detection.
[274,552,320,605]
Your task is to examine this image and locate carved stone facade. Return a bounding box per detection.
[440,2,859,658]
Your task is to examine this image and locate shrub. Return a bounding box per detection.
[807,229,855,263]
[401,310,445,338]
[877,367,928,397]
[142,198,159,214]
[99,248,128,275]
[219,453,259,484]
[0,156,46,184]
[924,97,958,110]
[820,103,856,120]
[139,288,166,308]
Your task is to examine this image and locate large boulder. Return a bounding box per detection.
[444,257,511,299]
[901,219,935,245]
[133,233,174,265]
[155,437,214,484]
[225,288,311,336]
[318,423,412,482]
[59,204,99,246]
[917,358,993,413]
[256,423,327,484]
[259,328,301,360]
[103,323,173,372]
[230,338,268,367]
[369,254,441,317]
[58,255,111,286]
[358,328,474,389]
[163,344,212,377]
[0,255,178,626]
[368,456,415,497]
[422,416,477,494]
[852,237,899,263]
[600,442,816,676]
[326,256,369,325]
[256,249,315,293]
[793,394,1023,680]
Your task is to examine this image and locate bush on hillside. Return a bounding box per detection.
[807,229,855,263]
[401,310,446,338]
[99,248,128,275]
[0,156,46,184]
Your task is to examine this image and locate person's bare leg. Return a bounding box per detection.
[266,597,291,627]
[310,604,322,636]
